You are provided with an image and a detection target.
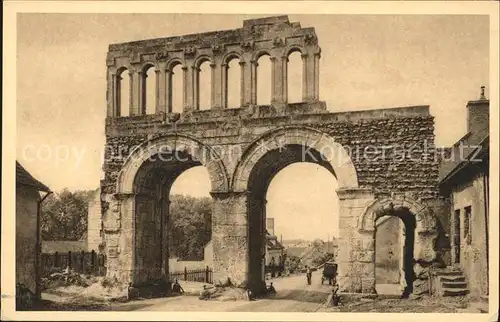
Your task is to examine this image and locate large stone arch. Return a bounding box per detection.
[232,126,359,191]
[116,134,229,194]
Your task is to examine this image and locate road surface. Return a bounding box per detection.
[131,270,332,312]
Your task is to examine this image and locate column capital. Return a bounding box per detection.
[210,63,216,68]
[182,66,189,71]
[210,190,248,199]
[238,61,246,66]
[269,56,277,62]
[301,53,309,59]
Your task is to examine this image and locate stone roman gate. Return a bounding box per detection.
[100,16,443,295]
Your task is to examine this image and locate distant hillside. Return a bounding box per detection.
[285,238,338,267]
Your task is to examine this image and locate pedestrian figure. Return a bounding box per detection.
[305,265,312,285]
[199,285,210,300]
[171,279,184,295]
[330,282,342,306]
[267,282,276,295]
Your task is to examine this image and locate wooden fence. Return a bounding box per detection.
[41,250,106,277]
[170,266,212,284]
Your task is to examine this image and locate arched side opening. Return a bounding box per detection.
[141,64,157,115]
[225,57,241,109]
[169,63,184,114]
[374,208,416,297]
[357,197,438,296]
[286,51,303,103]
[116,68,130,117]
[256,54,272,105]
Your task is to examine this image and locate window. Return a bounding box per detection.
[464,206,472,245]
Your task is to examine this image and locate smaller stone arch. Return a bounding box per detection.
[252,50,273,62]
[222,51,243,65]
[357,196,435,234]
[166,58,184,71]
[232,126,358,192]
[140,61,159,73]
[285,45,305,57]
[116,134,230,195]
[194,55,212,69]
[357,195,438,264]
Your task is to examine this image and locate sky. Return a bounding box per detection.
[16,14,489,240]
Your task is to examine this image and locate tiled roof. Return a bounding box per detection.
[439,131,489,183]
[16,161,51,192]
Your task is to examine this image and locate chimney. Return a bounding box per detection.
[266,218,275,236]
[466,86,489,135]
[480,86,487,100]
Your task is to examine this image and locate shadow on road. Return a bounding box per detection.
[266,289,329,304]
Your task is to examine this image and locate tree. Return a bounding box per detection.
[41,188,96,240]
[168,194,212,261]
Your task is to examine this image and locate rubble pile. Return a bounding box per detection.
[41,268,97,290]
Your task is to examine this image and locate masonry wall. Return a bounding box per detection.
[16,185,39,296]
[100,105,440,290]
[450,172,489,297]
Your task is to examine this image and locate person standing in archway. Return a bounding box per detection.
[305,265,312,285]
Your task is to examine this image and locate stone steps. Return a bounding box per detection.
[440,275,466,283]
[442,281,467,289]
[442,287,469,297]
[435,267,469,297]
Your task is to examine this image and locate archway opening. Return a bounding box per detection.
[197,61,211,111]
[169,166,212,265]
[143,65,157,115]
[246,144,339,295]
[132,151,212,287]
[170,64,184,113]
[287,51,303,103]
[226,58,241,108]
[117,68,130,117]
[374,208,416,297]
[256,54,272,105]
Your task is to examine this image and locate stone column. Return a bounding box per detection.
[155,69,164,114]
[193,67,201,110]
[111,73,118,117]
[301,54,308,102]
[250,60,258,105]
[313,52,321,101]
[161,198,170,280]
[138,71,146,115]
[182,66,195,112]
[210,192,248,286]
[336,188,376,294]
[221,63,228,109]
[270,57,277,105]
[282,55,288,105]
[211,62,223,109]
[241,61,252,107]
[165,68,172,113]
[129,69,141,116]
[102,193,135,286]
[109,72,117,117]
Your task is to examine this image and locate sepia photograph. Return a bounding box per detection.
[2,1,499,321]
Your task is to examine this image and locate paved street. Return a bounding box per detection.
[132,271,332,312]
